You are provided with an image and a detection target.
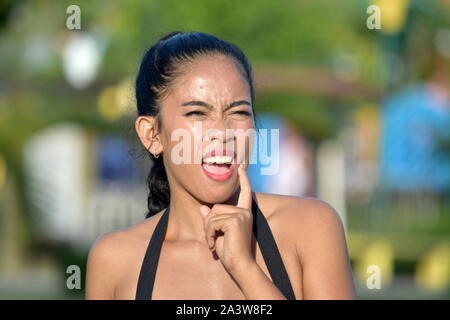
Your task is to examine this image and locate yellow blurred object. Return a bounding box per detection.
[117,77,135,115]
[0,154,6,190]
[373,0,411,34]
[415,242,450,291]
[355,239,394,289]
[98,86,119,121]
[98,78,134,121]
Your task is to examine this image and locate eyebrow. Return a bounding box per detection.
[181,100,251,111]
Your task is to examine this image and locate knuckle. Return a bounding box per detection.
[231,216,240,225]
[240,209,251,219]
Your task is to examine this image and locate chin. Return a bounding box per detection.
[199,185,237,204]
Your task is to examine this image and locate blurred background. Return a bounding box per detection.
[0,0,450,299]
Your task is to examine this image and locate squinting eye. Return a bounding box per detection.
[185,111,206,116]
[233,111,252,116]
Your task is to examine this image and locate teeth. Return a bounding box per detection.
[203,155,232,164]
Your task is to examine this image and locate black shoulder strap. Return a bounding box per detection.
[251,197,297,300]
[135,199,296,300]
[135,203,170,300]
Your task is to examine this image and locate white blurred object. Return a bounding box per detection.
[62,33,101,89]
[23,124,86,243]
[267,130,312,197]
[317,139,347,230]
[23,123,147,249]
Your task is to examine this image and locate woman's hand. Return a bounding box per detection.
[200,164,255,278]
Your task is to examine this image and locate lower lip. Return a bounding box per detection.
[201,163,235,181]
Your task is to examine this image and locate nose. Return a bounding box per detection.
[204,119,234,143]
[204,130,234,144]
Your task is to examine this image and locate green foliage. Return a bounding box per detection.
[256,92,339,142]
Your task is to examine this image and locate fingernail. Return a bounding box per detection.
[200,205,209,217]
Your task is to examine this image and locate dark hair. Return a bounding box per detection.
[135,31,256,218]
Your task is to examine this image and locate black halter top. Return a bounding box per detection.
[135,197,296,300]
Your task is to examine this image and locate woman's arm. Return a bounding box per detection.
[85,232,119,299]
[231,261,289,299]
[296,198,356,299]
[227,196,356,300]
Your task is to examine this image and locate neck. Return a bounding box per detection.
[164,184,241,244]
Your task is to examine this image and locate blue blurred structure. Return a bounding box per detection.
[379,83,450,194]
[247,113,286,193]
[97,135,142,184]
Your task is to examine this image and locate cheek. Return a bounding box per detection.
[159,112,194,149]
[169,163,198,179]
[161,124,200,168]
[164,162,205,196]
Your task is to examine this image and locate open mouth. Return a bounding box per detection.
[201,150,235,181]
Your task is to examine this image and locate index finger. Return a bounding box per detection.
[237,164,252,210]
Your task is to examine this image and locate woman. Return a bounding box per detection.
[85,31,356,300]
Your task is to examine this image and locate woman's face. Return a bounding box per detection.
[157,53,255,204]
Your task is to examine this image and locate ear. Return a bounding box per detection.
[135,116,162,154]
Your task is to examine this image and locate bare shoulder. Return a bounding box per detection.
[253,192,347,257]
[253,192,344,232]
[87,212,164,263]
[85,211,165,299]
[254,192,355,299]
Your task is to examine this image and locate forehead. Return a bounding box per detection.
[165,54,251,105]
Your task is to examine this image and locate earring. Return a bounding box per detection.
[147,145,159,158]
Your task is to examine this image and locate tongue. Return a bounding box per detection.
[202,163,230,174]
